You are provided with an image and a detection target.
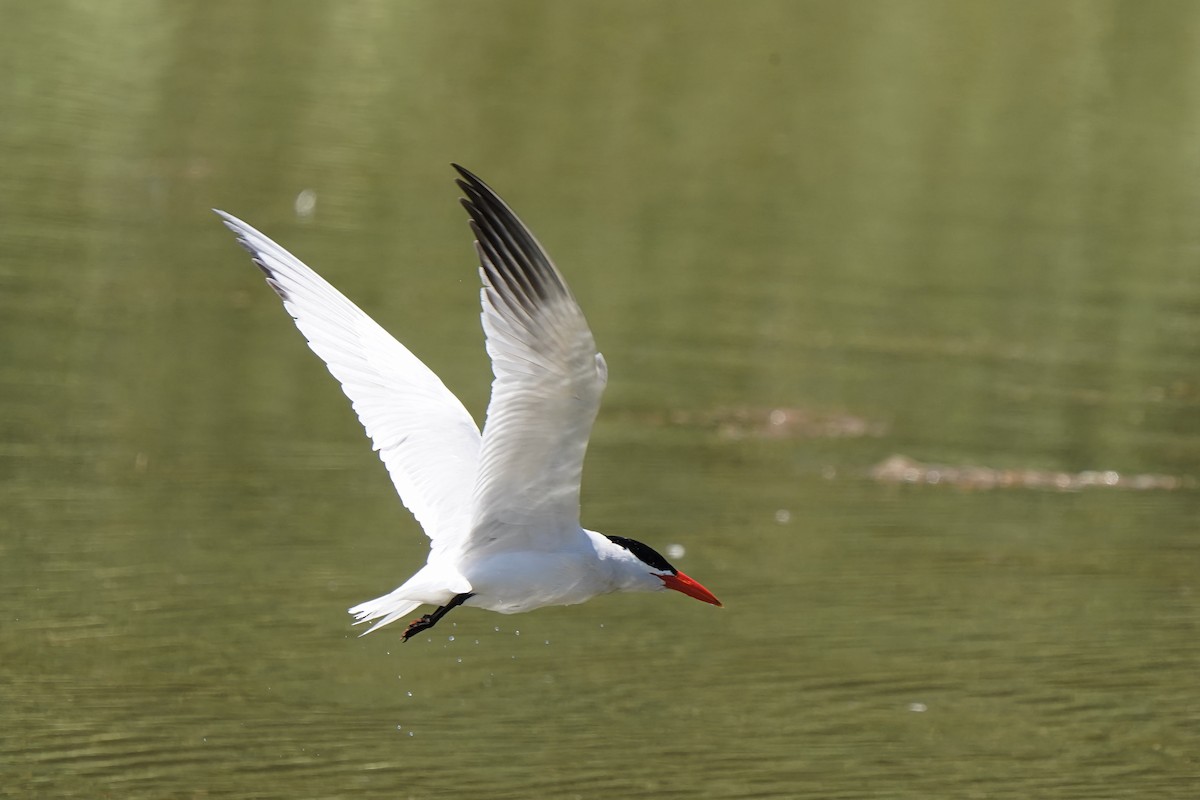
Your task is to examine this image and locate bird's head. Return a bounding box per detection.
[603,534,723,607]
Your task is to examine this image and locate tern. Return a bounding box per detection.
[216,165,721,642]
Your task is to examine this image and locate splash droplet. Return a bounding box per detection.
[294,188,317,220]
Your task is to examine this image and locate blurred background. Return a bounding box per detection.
[2,2,1198,797]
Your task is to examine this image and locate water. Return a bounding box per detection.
[3,2,1199,797]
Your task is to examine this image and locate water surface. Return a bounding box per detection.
[2,2,1198,798]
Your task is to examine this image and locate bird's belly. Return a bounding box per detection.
[462,551,610,614]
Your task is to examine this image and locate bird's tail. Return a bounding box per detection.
[348,592,424,636]
[349,563,470,636]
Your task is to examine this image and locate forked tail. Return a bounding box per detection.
[348,563,470,636]
[348,593,424,637]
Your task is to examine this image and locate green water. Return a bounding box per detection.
[2,2,1198,798]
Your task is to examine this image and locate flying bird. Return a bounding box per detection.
[216,165,721,642]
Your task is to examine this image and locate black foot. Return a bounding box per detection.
[401,614,436,642]
[399,592,474,643]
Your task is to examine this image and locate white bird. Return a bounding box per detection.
[216,165,721,642]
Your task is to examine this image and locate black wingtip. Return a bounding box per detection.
[451,164,479,195]
[451,163,478,184]
[452,164,500,207]
[451,164,573,309]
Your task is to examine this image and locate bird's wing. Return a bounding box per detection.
[451,166,608,558]
[216,211,482,545]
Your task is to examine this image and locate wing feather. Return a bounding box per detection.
[450,166,607,557]
[215,211,481,545]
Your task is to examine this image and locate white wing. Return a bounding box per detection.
[215,211,481,545]
[451,166,608,557]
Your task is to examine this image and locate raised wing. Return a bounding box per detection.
[215,211,481,545]
[452,166,608,556]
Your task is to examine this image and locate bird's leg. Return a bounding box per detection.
[401,593,474,642]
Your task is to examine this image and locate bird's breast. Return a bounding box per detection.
[461,550,616,613]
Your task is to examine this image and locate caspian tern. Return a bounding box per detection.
[216,165,721,642]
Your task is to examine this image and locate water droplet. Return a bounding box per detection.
[448,635,455,642]
[775,509,791,524]
[407,731,414,737]
[406,691,413,697]
[908,702,927,713]
[456,657,462,663]
[515,630,520,636]
[294,188,317,219]
[666,543,685,559]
